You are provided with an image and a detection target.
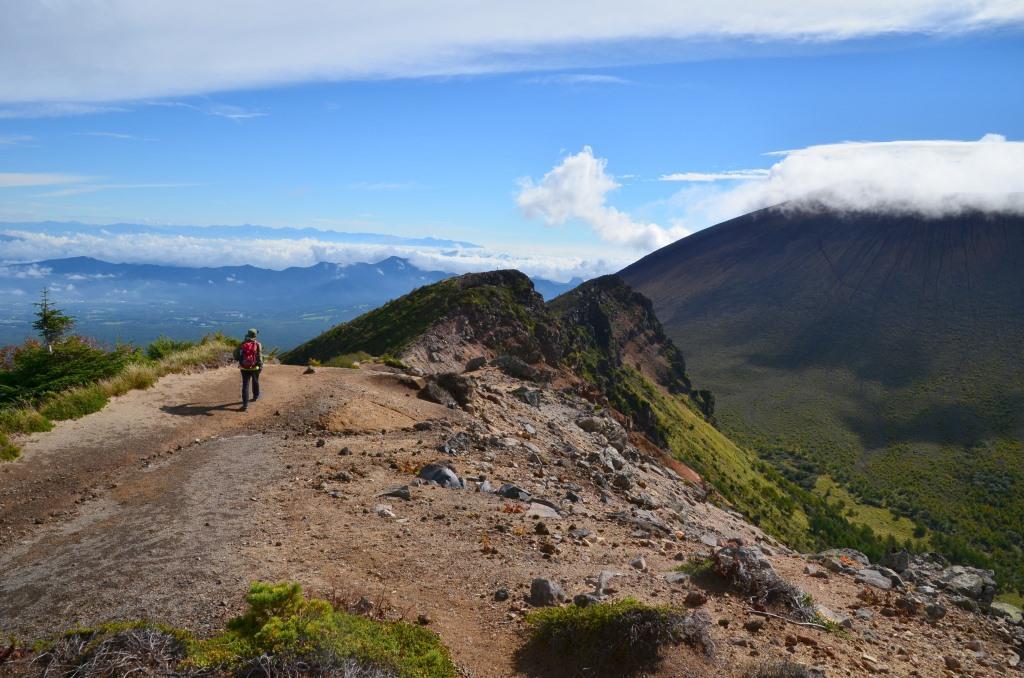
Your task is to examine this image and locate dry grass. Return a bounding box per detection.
[1,339,233,461]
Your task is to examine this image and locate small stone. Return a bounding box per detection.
[629,555,647,571]
[377,485,412,501]
[494,588,509,602]
[925,602,946,620]
[744,618,765,633]
[573,593,602,608]
[315,438,326,447]
[943,655,961,671]
[534,521,550,536]
[965,639,983,652]
[685,590,708,607]
[375,504,396,519]
[417,614,431,625]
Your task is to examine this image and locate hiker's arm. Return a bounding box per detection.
[258,342,265,366]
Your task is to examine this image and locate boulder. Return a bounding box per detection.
[938,566,997,605]
[418,381,457,408]
[377,485,412,501]
[418,462,464,489]
[529,578,566,606]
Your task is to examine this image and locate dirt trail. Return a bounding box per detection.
[1,364,1018,677]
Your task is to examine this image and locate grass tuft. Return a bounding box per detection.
[0,432,19,461]
[40,384,108,421]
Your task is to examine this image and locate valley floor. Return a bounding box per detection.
[0,365,1018,676]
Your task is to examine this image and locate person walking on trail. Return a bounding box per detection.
[233,328,263,411]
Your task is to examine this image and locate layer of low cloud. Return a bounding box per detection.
[517,147,688,250]
[2,2,1022,103]
[664,134,1024,230]
[0,229,623,283]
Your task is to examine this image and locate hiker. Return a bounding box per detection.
[233,328,263,411]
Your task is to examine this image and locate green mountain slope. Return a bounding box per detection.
[620,207,1024,591]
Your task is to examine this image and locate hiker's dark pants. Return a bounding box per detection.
[241,369,260,406]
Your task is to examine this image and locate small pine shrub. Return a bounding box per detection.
[673,556,715,576]
[40,385,108,421]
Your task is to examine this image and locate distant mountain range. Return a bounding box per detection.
[0,256,582,348]
[621,206,1024,592]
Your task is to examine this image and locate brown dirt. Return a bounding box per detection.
[0,365,1019,677]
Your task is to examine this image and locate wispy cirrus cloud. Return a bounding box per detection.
[33,182,198,198]
[0,102,126,118]
[0,173,91,188]
[523,73,632,86]
[2,2,1022,103]
[0,135,34,146]
[76,131,155,141]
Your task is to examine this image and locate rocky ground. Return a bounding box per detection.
[1,361,1022,676]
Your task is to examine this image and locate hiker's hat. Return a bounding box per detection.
[246,328,258,338]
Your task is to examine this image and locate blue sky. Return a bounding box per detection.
[1,3,1023,279]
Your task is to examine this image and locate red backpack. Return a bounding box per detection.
[239,340,259,369]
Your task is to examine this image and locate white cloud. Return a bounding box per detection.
[659,169,769,182]
[0,173,90,188]
[517,146,689,250]
[1,2,1021,102]
[669,134,1024,228]
[0,135,33,146]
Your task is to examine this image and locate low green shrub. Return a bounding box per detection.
[0,338,130,407]
[672,556,715,576]
[380,354,407,369]
[40,385,109,421]
[188,582,455,677]
[523,599,711,676]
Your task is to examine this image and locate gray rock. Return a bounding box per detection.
[819,548,870,567]
[527,503,561,519]
[573,593,602,607]
[881,549,911,573]
[375,504,395,518]
[856,570,893,590]
[418,462,464,489]
[495,483,532,501]
[529,578,566,606]
[512,386,542,408]
[418,381,457,407]
[494,355,541,382]
[464,356,487,372]
[664,572,691,585]
[629,555,647,571]
[744,618,765,633]
[568,528,593,540]
[990,601,1023,623]
[700,534,720,548]
[494,588,509,601]
[476,480,493,493]
[814,604,853,629]
[939,566,997,604]
[611,472,633,490]
[855,609,874,621]
[576,416,605,433]
[439,431,473,455]
[377,485,412,501]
